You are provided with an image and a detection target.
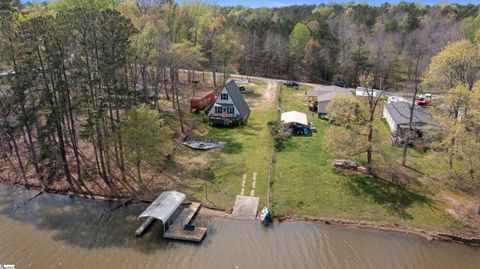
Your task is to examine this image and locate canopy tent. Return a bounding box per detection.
[281,111,308,126]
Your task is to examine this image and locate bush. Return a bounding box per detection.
[274,134,288,151]
[268,120,288,151]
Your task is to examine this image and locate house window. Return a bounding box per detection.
[221,93,229,100]
[215,107,222,114]
[228,107,234,114]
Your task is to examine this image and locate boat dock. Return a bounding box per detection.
[164,202,207,242]
[136,191,207,243]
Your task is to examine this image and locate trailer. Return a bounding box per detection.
[190,91,216,112]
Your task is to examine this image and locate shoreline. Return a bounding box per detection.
[198,208,480,248]
[2,179,480,247]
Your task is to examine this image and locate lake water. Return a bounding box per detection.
[0,183,479,269]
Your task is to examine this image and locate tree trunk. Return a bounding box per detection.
[22,106,41,180]
[173,69,185,134]
[82,36,103,177]
[44,72,75,190]
[58,44,82,180]
[211,59,217,89]
[92,22,110,183]
[170,68,176,109]
[366,114,374,173]
[115,86,126,183]
[402,55,421,167]
[8,36,41,181]
[164,69,170,100]
[8,131,25,177]
[136,157,142,183]
[402,86,419,166]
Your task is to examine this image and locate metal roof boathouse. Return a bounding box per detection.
[138,191,186,234]
[136,191,207,242]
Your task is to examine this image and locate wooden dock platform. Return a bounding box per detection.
[163,202,207,242]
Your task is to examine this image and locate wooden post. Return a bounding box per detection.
[204,182,208,201]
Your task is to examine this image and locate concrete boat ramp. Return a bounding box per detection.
[232,172,261,220]
[232,195,259,220]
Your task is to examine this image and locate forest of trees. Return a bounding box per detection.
[1,0,480,196]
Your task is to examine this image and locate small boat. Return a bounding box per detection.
[183,137,225,150]
[260,206,270,226]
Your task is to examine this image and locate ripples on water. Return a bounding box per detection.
[0,184,479,269]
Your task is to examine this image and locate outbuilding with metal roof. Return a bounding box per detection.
[138,190,186,234]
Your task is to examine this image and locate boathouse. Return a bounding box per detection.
[136,190,207,242]
[138,190,186,234]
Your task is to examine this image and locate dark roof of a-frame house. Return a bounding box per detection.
[224,80,250,118]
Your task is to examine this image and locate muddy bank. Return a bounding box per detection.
[192,205,480,247]
[0,178,132,201]
[276,215,480,247]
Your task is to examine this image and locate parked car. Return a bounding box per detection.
[416,93,432,107]
[334,81,347,87]
[387,96,399,103]
[284,81,299,88]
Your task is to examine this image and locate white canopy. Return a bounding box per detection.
[138,191,186,223]
[281,111,308,126]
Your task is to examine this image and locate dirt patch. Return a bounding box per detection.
[246,80,276,107]
[175,154,211,172]
[198,206,231,218]
[442,191,480,232]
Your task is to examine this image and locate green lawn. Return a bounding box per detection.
[272,85,464,232]
[176,80,276,211]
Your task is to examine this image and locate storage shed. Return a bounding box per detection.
[307,89,352,119]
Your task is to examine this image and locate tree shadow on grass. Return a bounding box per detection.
[345,175,435,220]
[274,137,298,153]
[239,122,264,137]
[220,137,244,154]
[209,123,261,140]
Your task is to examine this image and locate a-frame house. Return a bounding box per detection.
[208,80,250,126]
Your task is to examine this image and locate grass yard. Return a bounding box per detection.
[169,81,471,234]
[272,85,465,232]
[175,80,277,211]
